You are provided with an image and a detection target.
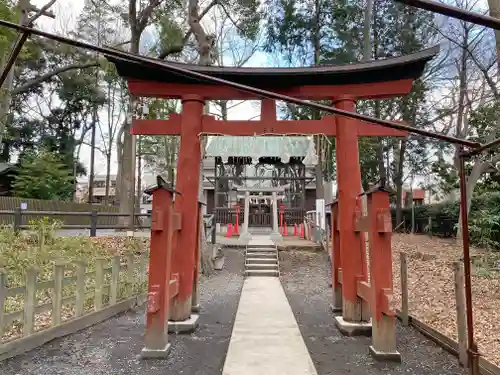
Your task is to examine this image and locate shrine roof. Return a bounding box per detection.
[205,136,311,158]
[105,46,439,88]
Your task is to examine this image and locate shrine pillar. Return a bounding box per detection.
[333,97,371,335]
[141,181,174,358]
[270,191,282,242]
[239,191,251,243]
[170,95,204,323]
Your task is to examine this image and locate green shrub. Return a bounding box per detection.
[391,192,500,249]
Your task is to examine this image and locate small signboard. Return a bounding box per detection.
[20,202,27,210]
[315,198,325,230]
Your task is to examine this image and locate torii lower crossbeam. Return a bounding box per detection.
[131,115,408,137]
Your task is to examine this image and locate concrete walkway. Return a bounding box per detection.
[222,276,318,375]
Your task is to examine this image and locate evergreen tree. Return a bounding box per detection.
[13,150,74,200]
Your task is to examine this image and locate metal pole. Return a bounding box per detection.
[395,0,500,31]
[458,149,479,375]
[463,136,500,157]
[0,19,481,150]
[411,201,415,233]
[0,32,29,88]
[0,0,55,88]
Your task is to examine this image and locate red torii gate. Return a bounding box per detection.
[106,46,438,359]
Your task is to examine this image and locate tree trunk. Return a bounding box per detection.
[118,103,136,228]
[453,27,472,239]
[312,0,324,200]
[395,138,407,227]
[136,135,142,211]
[105,152,111,205]
[374,102,386,186]
[363,0,373,62]
[117,29,140,227]
[115,123,125,203]
[488,0,500,73]
[188,0,213,65]
[456,159,488,238]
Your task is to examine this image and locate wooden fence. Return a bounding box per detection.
[0,197,120,226]
[0,209,151,236]
[215,207,306,226]
[398,252,500,375]
[304,213,330,255]
[0,252,148,361]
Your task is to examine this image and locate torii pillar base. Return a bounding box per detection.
[140,344,172,359]
[369,346,401,362]
[329,303,342,314]
[333,316,372,337]
[168,314,200,334]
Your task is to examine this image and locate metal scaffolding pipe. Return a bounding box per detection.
[395,0,500,31]
[458,151,480,375]
[0,18,480,149]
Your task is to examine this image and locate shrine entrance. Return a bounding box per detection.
[206,139,315,229]
[248,199,271,227]
[106,46,439,360]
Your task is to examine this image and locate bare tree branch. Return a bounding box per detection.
[138,0,165,31]
[157,0,218,59]
[28,0,57,25]
[217,1,245,34]
[12,62,99,95]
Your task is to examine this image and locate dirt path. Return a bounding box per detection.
[279,250,467,375]
[1,249,244,375]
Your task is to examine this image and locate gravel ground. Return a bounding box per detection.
[0,248,244,375]
[279,250,468,375]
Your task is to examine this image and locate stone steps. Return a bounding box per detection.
[245,263,279,271]
[246,258,277,265]
[246,247,277,253]
[244,269,280,277]
[244,241,279,277]
[245,252,277,259]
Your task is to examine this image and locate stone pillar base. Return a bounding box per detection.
[329,303,342,314]
[191,304,200,313]
[239,232,252,245]
[140,344,171,359]
[168,314,200,334]
[270,232,283,243]
[369,346,401,362]
[333,316,372,336]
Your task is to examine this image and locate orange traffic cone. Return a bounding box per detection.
[226,223,233,238]
[293,223,298,236]
[300,224,305,239]
[283,222,289,236]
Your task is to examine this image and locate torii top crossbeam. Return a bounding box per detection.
[107,46,440,138]
[106,47,438,101]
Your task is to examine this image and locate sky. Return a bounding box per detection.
[26,0,468,193]
[30,0,268,184]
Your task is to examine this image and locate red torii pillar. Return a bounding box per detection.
[141,178,178,358]
[333,96,371,335]
[169,95,204,328]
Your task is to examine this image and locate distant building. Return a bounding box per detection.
[82,175,117,204]
[402,188,425,207]
[202,136,318,227]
